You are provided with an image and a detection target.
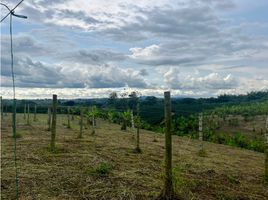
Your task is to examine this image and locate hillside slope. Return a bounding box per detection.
[1,114,267,199]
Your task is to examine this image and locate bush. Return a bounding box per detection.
[249,139,265,152]
[233,133,249,149]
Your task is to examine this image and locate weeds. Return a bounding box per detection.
[86,162,113,177]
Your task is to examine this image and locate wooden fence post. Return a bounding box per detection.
[50,94,57,151]
[199,113,203,148]
[47,107,51,131]
[135,103,141,153]
[34,104,37,121]
[92,107,95,135]
[67,106,71,128]
[160,91,174,199]
[131,110,135,129]
[265,115,268,182]
[27,104,30,125]
[79,107,83,138]
[24,104,26,120]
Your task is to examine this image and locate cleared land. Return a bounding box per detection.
[1,114,267,199]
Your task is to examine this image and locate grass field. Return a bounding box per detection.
[1,113,268,199]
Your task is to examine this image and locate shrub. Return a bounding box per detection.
[233,133,249,149]
[249,139,265,152]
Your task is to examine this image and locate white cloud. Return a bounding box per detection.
[1,0,267,98]
[161,69,238,90]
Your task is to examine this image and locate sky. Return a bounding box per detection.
[1,0,268,99]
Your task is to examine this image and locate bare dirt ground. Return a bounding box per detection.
[1,113,267,199]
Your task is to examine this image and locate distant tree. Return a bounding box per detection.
[108,92,118,106]
[64,101,75,106]
[128,91,139,110]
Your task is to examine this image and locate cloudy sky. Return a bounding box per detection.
[1,0,268,99]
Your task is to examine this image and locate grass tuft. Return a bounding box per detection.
[85,162,113,177]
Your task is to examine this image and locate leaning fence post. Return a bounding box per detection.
[50,94,57,151]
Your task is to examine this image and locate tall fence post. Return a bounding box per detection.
[27,104,30,125]
[67,106,71,128]
[160,91,174,199]
[79,107,83,138]
[265,115,268,182]
[50,94,57,151]
[34,104,37,121]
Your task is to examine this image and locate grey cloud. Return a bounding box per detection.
[139,69,149,76]
[1,56,65,87]
[199,0,236,10]
[61,49,126,64]
[58,9,99,24]
[100,6,221,41]
[129,34,268,66]
[1,55,149,89]
[1,35,50,56]
[82,65,149,88]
